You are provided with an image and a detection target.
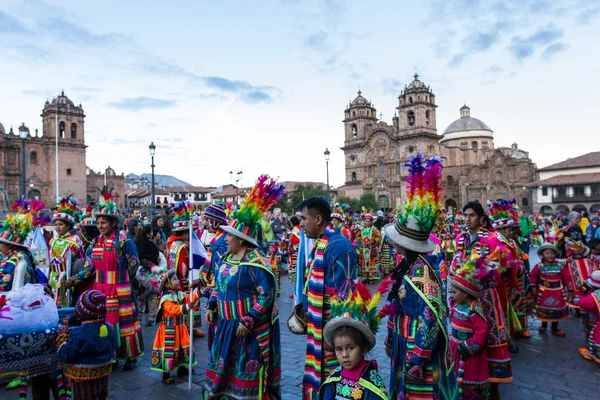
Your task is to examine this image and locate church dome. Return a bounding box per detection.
[50,91,75,107]
[350,90,371,107]
[0,122,5,135]
[406,73,426,90]
[441,105,493,143]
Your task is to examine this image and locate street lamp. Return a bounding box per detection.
[465,180,470,203]
[18,123,29,198]
[235,170,243,205]
[324,148,331,205]
[149,142,156,218]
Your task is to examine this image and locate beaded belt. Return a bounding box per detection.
[541,279,562,289]
[218,296,257,320]
[163,315,184,325]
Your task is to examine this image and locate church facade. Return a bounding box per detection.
[0,92,125,209]
[337,74,537,213]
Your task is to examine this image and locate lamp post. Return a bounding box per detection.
[324,148,331,205]
[149,142,156,218]
[235,171,243,205]
[18,123,29,198]
[465,180,470,203]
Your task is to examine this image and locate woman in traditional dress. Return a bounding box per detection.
[358,214,381,282]
[384,154,458,400]
[203,174,283,400]
[49,197,84,307]
[65,192,144,371]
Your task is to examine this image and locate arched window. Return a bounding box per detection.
[425,110,430,125]
[351,124,357,138]
[59,122,65,138]
[351,172,357,183]
[30,151,38,165]
[379,162,385,176]
[409,97,413,104]
[368,166,373,177]
[447,175,454,186]
[522,197,529,207]
[70,123,77,139]
[408,111,415,126]
[471,141,478,150]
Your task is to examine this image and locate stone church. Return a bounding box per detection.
[0,92,125,209]
[337,74,537,213]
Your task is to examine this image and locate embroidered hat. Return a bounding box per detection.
[323,277,395,351]
[53,197,78,226]
[73,290,107,322]
[566,240,590,258]
[96,191,118,219]
[330,204,345,222]
[537,242,559,258]
[171,201,194,232]
[452,253,484,298]
[487,199,518,230]
[204,203,228,226]
[384,153,444,253]
[220,175,285,248]
[79,205,96,226]
[586,270,600,289]
[0,197,47,248]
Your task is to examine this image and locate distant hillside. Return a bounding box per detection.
[127,173,191,187]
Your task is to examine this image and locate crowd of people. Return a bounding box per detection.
[1,154,600,399]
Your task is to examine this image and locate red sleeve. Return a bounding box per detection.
[561,265,573,292]
[464,312,488,354]
[574,293,597,312]
[530,264,541,286]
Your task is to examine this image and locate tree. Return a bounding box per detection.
[358,193,378,211]
[335,196,360,212]
[287,184,328,210]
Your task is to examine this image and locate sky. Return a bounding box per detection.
[1,0,599,188]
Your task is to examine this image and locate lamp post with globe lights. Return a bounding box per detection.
[324,148,331,205]
[149,142,156,218]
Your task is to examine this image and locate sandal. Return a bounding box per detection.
[162,376,176,385]
[538,326,547,333]
[579,348,593,361]
[551,330,566,337]
[516,331,531,338]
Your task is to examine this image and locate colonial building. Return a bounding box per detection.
[0,92,124,210]
[337,74,537,213]
[527,152,600,215]
[86,166,126,209]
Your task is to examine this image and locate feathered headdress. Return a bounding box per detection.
[487,199,518,230]
[96,190,118,218]
[53,197,78,225]
[220,175,285,247]
[79,205,96,226]
[544,221,565,247]
[0,197,47,248]
[171,201,194,232]
[331,203,345,221]
[323,276,396,351]
[384,153,444,253]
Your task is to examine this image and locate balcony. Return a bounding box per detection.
[552,194,600,203]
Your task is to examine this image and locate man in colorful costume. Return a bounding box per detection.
[166,201,204,338]
[357,213,381,282]
[301,196,357,400]
[383,153,458,400]
[49,197,84,307]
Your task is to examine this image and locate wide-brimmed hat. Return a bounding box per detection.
[331,204,345,222]
[586,270,600,289]
[95,192,119,220]
[487,199,518,230]
[324,315,376,351]
[388,153,444,254]
[79,205,96,226]
[53,197,78,226]
[0,197,46,248]
[223,174,285,249]
[204,203,228,226]
[537,242,559,257]
[171,201,193,232]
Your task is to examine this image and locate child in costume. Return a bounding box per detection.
[449,253,490,400]
[57,290,117,400]
[572,270,600,362]
[320,278,393,400]
[530,242,572,336]
[151,269,199,384]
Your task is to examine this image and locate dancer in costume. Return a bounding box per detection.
[287,215,302,287]
[151,269,199,384]
[530,242,571,336]
[57,290,116,400]
[331,204,353,242]
[449,253,490,399]
[0,197,41,292]
[512,224,532,339]
[320,278,394,400]
[383,153,458,400]
[50,197,84,307]
[204,175,283,400]
[378,235,395,276]
[75,205,99,300]
[301,196,357,400]
[565,240,594,298]
[166,201,204,338]
[357,213,381,282]
[269,241,282,297]
[65,192,144,371]
[572,270,600,363]
[198,203,228,348]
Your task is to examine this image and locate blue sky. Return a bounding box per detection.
[1,0,599,187]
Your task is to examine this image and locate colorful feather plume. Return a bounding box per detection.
[397,153,444,232]
[232,174,286,234]
[96,190,117,215]
[487,199,518,229]
[327,275,395,334]
[56,197,77,217]
[1,196,47,244]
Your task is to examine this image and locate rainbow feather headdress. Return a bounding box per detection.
[323,276,396,351]
[171,201,194,232]
[384,153,444,253]
[53,197,78,225]
[0,197,47,248]
[96,191,118,219]
[331,203,345,222]
[220,174,285,247]
[487,199,518,230]
[79,205,96,226]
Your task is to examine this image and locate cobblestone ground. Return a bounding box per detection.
[5,249,600,399]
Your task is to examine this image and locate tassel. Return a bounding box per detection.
[99,323,108,337]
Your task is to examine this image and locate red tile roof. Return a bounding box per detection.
[539,152,600,171]
[526,172,600,187]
